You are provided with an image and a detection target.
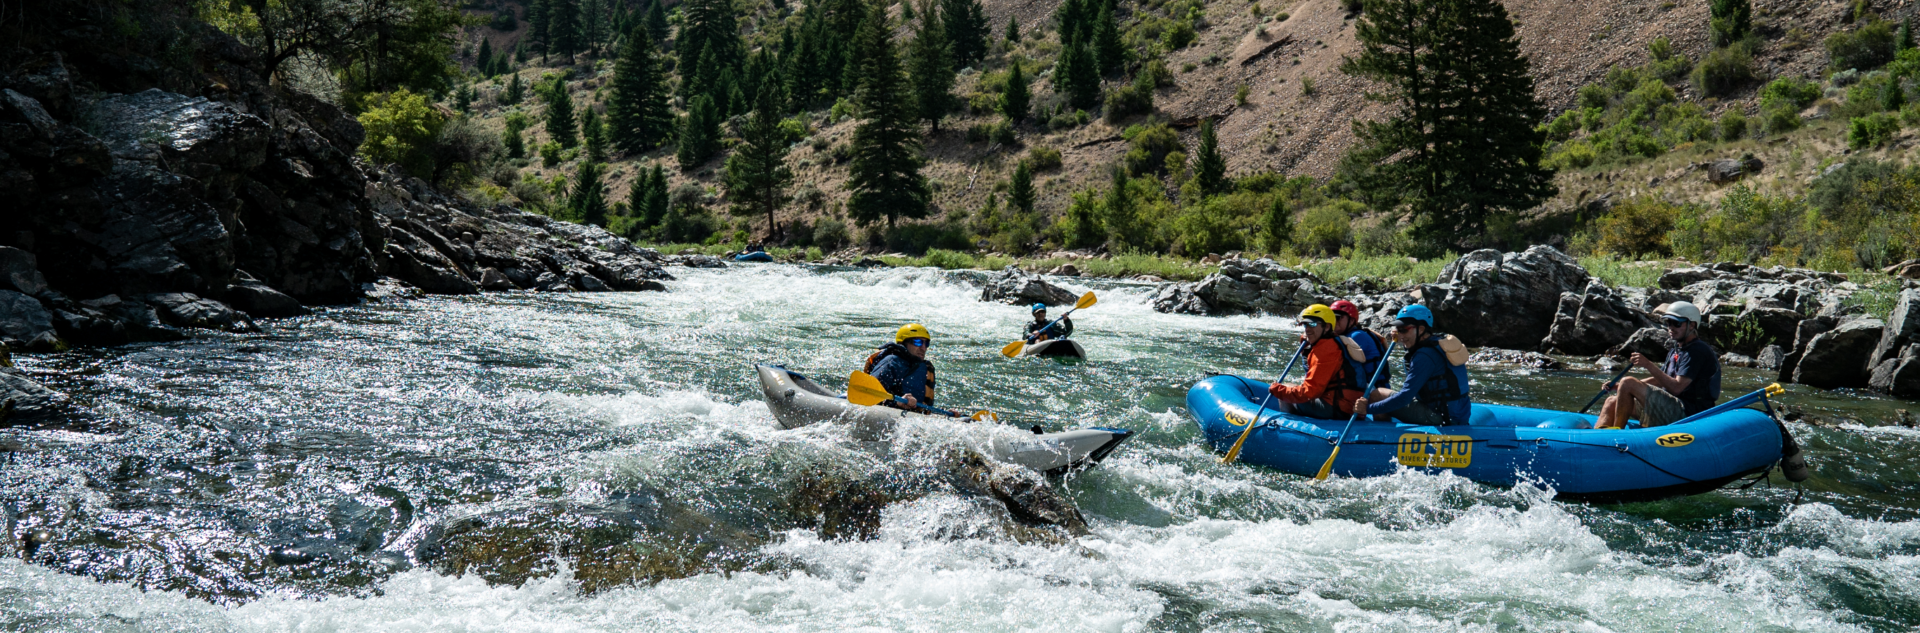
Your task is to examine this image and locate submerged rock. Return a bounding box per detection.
[1467,349,1564,371]
[0,367,70,423]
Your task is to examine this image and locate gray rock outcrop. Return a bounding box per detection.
[1794,318,1884,389]
[1542,280,1656,355]
[1414,246,1591,348]
[981,266,1079,306]
[0,367,71,423]
[1149,258,1323,316]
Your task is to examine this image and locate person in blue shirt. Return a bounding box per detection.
[864,323,957,416]
[1352,304,1473,426]
[1331,299,1387,387]
[1026,303,1074,343]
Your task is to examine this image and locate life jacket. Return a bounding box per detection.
[1312,337,1363,402]
[1338,329,1390,390]
[865,343,937,407]
[1408,334,1471,423]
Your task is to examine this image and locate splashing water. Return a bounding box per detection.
[1,264,1917,631]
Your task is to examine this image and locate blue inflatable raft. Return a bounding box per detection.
[1188,375,1792,502]
[734,251,774,262]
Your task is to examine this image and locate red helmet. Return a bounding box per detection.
[1330,300,1360,322]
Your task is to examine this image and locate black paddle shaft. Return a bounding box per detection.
[1579,364,1636,414]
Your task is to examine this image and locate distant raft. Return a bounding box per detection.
[734,251,775,262]
[1020,339,1086,359]
[756,364,1132,473]
[1188,374,1792,503]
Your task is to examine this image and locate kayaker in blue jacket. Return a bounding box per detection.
[1352,305,1473,426]
[865,323,956,415]
[1026,303,1073,343]
[1595,301,1720,429]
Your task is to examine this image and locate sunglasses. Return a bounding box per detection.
[1663,320,1689,328]
[1299,321,1324,329]
[1394,323,1420,332]
[906,338,930,347]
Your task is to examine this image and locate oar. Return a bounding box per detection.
[1001,291,1098,358]
[846,370,995,420]
[1579,364,1636,414]
[1314,341,1399,481]
[1221,340,1308,464]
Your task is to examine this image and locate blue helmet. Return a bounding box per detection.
[1395,304,1434,328]
[1031,303,1047,313]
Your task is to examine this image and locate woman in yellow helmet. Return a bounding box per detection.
[1268,304,1366,419]
[863,323,952,414]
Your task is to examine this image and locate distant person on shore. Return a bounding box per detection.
[1594,301,1720,429]
[865,323,954,415]
[1026,303,1073,343]
[1352,305,1473,426]
[1331,299,1387,387]
[1269,304,1367,419]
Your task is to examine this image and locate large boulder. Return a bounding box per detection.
[1149,283,1211,315]
[0,247,50,297]
[0,290,60,351]
[1542,280,1655,355]
[1794,318,1884,389]
[1872,289,1920,370]
[1414,246,1591,348]
[980,266,1079,306]
[1148,258,1323,316]
[142,292,258,333]
[0,367,71,423]
[1869,345,1920,398]
[1776,316,1838,383]
[224,277,309,318]
[1608,326,1670,360]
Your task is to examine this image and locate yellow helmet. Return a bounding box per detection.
[896,323,931,343]
[1299,304,1338,329]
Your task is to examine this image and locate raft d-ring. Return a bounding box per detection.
[1616,444,1630,453]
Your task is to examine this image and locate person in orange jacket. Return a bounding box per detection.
[1269,304,1366,419]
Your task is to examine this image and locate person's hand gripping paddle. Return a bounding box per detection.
[1220,340,1308,464]
[846,371,996,421]
[1314,341,1398,481]
[1001,292,1097,358]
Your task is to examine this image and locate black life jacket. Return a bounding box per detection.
[1408,334,1470,423]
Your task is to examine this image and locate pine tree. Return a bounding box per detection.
[1001,61,1030,122]
[1091,2,1126,76]
[572,161,609,226]
[1056,39,1101,110]
[679,0,743,94]
[1100,167,1141,249]
[725,86,796,238]
[580,0,606,55]
[477,39,495,77]
[642,163,669,228]
[1055,0,1089,45]
[907,0,956,129]
[504,72,524,104]
[677,94,722,168]
[582,106,608,162]
[646,0,671,44]
[845,3,931,228]
[505,112,531,159]
[1900,15,1915,50]
[1262,194,1292,253]
[515,41,528,64]
[607,27,674,154]
[1009,161,1034,214]
[550,0,582,62]
[1340,0,1556,243]
[1708,0,1750,48]
[1191,118,1226,195]
[545,81,579,147]
[941,0,989,68]
[530,0,551,55]
[1005,16,1020,42]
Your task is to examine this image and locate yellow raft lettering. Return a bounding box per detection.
[1655,432,1695,448]
[1225,411,1251,427]
[1397,434,1473,468]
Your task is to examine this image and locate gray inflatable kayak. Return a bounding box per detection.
[755,364,1132,473]
[1020,339,1086,359]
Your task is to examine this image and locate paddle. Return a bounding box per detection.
[1669,383,1785,426]
[1579,363,1637,414]
[1313,340,1399,481]
[1220,340,1308,464]
[1001,291,1098,358]
[846,370,996,421]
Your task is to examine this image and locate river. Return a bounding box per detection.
[2,263,1918,632]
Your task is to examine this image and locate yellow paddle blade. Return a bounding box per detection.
[1001,340,1026,358]
[845,371,894,407]
[1313,446,1341,481]
[1075,291,1098,310]
[972,410,999,423]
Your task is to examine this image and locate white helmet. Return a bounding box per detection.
[1660,301,1703,324]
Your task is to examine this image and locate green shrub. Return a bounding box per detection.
[813,217,851,250]
[1104,71,1157,122]
[1827,18,1898,71]
[1593,197,1680,258]
[1762,106,1801,135]
[1352,219,1412,257]
[539,141,564,168]
[1297,200,1360,255]
[1760,76,1823,111]
[1719,110,1749,140]
[1162,19,1196,49]
[357,89,445,177]
[1169,200,1244,257]
[1849,112,1901,148]
[1121,123,1182,176]
[1546,139,1596,169]
[1693,43,1755,97]
[1027,146,1063,171]
[1649,37,1693,81]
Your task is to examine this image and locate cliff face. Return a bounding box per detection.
[0,2,670,421]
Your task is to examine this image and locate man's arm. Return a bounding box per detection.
[1636,353,1692,393]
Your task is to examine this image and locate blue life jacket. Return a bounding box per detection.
[1338,329,1389,389]
[1408,335,1472,424]
[865,343,937,407]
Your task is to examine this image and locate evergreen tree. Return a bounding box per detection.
[545,81,579,147]
[572,161,609,226]
[1100,167,1141,249]
[845,3,931,228]
[1055,39,1101,110]
[1055,0,1089,45]
[607,26,675,154]
[1261,195,1292,253]
[1708,0,1750,48]
[530,0,551,55]
[504,72,524,104]
[582,106,608,162]
[1001,61,1030,122]
[646,0,671,44]
[580,0,606,55]
[505,112,531,159]
[1900,15,1915,50]
[515,41,528,64]
[726,86,796,238]
[1009,161,1034,214]
[677,94,723,168]
[642,163,669,228]
[1339,0,1555,243]
[908,0,957,129]
[1191,118,1226,195]
[477,39,495,77]
[550,0,582,61]
[1091,2,1126,75]
[1005,16,1020,42]
[941,0,989,68]
[678,0,743,95]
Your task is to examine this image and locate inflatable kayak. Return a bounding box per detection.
[756,364,1133,473]
[734,251,774,262]
[1187,374,1791,502]
[1021,339,1086,359]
